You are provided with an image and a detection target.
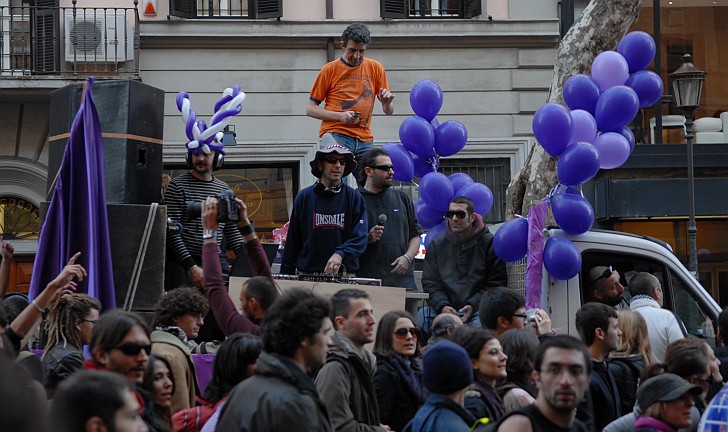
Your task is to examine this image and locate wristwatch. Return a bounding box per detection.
[202,229,217,239]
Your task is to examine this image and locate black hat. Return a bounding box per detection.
[422,340,473,394]
[310,134,356,178]
[636,373,703,410]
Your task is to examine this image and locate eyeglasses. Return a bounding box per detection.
[512,314,528,320]
[590,266,613,285]
[113,342,152,356]
[444,210,468,220]
[324,156,347,166]
[372,164,394,171]
[393,327,420,339]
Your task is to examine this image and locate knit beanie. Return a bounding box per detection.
[423,340,473,394]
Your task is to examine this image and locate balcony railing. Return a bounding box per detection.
[382,0,482,19]
[169,0,282,19]
[0,3,139,77]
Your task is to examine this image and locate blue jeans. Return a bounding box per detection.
[416,307,481,340]
[329,133,373,186]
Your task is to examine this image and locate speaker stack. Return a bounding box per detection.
[47,80,166,313]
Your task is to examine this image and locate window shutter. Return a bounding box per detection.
[249,0,282,19]
[169,0,197,19]
[381,0,407,19]
[31,0,59,73]
[462,0,482,19]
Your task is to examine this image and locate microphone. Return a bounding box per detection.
[378,214,387,227]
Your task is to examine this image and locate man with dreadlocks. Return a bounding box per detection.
[41,293,101,399]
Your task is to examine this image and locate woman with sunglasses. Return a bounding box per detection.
[142,355,175,432]
[41,293,101,399]
[451,326,508,424]
[373,310,426,431]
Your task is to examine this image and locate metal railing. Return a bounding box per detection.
[409,0,461,17]
[0,1,139,77]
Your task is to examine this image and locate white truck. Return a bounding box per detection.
[521,228,721,346]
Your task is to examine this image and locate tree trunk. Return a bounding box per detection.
[505,0,643,218]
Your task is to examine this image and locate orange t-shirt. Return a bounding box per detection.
[309,57,390,142]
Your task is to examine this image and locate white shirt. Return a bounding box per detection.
[630,296,684,363]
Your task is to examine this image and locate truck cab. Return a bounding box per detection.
[537,229,720,347]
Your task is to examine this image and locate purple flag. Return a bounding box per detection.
[525,201,548,309]
[29,78,116,311]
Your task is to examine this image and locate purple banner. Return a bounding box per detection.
[525,201,548,309]
[29,78,116,311]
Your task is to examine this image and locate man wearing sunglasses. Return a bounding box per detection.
[86,310,156,431]
[315,288,391,432]
[420,197,507,335]
[357,148,422,290]
[586,265,626,307]
[280,142,368,276]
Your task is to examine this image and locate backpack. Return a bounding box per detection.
[171,398,224,432]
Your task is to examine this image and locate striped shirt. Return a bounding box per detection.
[163,172,243,270]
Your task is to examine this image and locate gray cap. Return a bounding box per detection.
[636,373,703,410]
[309,133,356,178]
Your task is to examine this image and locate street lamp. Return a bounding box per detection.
[669,53,706,276]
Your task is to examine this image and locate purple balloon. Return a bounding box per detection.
[617,31,657,73]
[420,172,454,212]
[412,153,438,178]
[570,109,598,144]
[431,117,440,130]
[382,143,415,183]
[564,74,601,115]
[415,201,440,229]
[551,193,594,235]
[434,120,468,157]
[556,142,600,186]
[424,222,447,249]
[533,103,573,158]
[399,116,436,157]
[621,126,636,152]
[493,217,529,262]
[410,80,443,121]
[591,51,630,91]
[416,199,445,229]
[449,173,474,194]
[458,183,494,216]
[543,237,582,280]
[625,70,664,108]
[594,132,631,170]
[595,85,640,132]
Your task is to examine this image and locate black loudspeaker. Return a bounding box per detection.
[48,80,165,204]
[107,204,166,311]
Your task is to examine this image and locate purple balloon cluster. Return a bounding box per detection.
[496,31,660,280]
[384,80,494,247]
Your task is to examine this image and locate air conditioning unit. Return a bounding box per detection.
[64,13,134,63]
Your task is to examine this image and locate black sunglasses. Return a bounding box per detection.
[114,342,152,356]
[444,210,468,219]
[591,266,613,285]
[324,156,347,165]
[393,327,420,339]
[371,164,394,171]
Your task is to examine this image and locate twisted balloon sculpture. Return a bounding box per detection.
[176,84,246,155]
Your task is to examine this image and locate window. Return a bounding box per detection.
[438,157,510,223]
[381,0,481,19]
[169,0,281,19]
[0,196,40,240]
[165,163,298,240]
[580,250,716,347]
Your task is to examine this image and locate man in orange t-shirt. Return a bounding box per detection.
[307,23,395,180]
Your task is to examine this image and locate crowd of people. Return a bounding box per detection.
[2,21,728,432]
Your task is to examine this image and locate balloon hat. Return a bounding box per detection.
[176,84,246,155]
